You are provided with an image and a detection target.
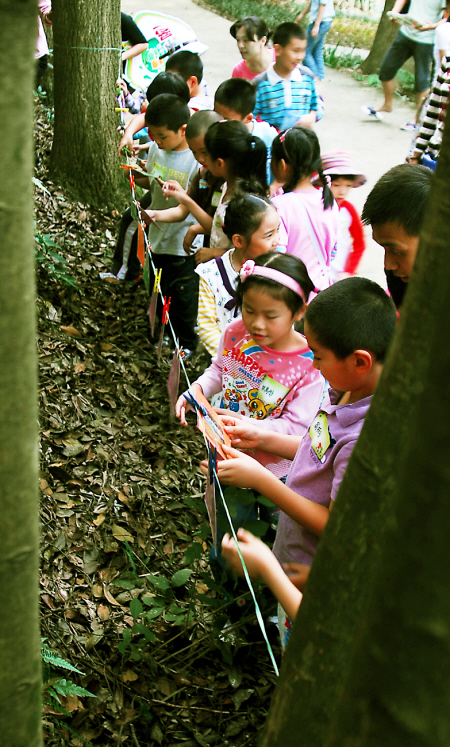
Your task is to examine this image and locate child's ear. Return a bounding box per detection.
[232,233,245,249]
[293,304,307,323]
[180,123,187,137]
[353,349,373,374]
[186,75,198,93]
[243,112,253,125]
[274,43,282,57]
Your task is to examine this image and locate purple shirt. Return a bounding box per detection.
[273,389,372,566]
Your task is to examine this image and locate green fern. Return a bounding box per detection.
[41,639,95,704]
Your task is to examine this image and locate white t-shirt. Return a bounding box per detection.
[434,21,450,71]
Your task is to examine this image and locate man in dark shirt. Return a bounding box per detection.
[361,164,433,308]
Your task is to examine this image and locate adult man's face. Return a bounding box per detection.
[372,222,420,282]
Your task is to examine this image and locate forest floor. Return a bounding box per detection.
[35,99,279,747]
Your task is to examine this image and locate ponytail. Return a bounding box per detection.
[204,120,268,196]
[316,165,334,210]
[272,126,333,209]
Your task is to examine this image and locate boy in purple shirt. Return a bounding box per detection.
[209,277,396,619]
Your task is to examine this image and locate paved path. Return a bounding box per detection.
[123,0,418,285]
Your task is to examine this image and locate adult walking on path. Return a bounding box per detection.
[372,0,445,128]
[295,0,335,82]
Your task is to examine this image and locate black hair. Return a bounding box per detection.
[361,163,433,236]
[272,127,334,209]
[236,252,314,315]
[146,71,190,104]
[229,16,271,43]
[144,93,190,132]
[204,120,268,195]
[214,78,257,118]
[223,193,275,242]
[305,277,397,362]
[165,50,203,84]
[273,22,306,47]
[329,174,358,183]
[185,109,221,140]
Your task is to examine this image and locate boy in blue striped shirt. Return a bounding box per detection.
[254,22,322,131]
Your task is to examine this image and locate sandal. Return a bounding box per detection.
[362,106,384,121]
[401,122,416,132]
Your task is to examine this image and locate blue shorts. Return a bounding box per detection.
[379,30,433,93]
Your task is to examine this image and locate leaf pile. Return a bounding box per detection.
[35,95,280,747]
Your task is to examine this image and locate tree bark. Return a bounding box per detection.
[51,0,127,208]
[0,2,42,746]
[260,137,449,744]
[325,119,450,747]
[361,0,398,75]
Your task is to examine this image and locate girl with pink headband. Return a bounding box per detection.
[176,252,324,567]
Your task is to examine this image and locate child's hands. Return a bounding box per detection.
[200,445,266,489]
[118,132,138,158]
[217,416,263,450]
[162,180,188,203]
[221,528,273,578]
[175,383,201,426]
[194,246,225,265]
[183,224,204,254]
[141,208,158,225]
[296,111,316,129]
[117,78,128,95]
[283,563,311,591]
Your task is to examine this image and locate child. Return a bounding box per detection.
[149,120,268,264]
[111,95,200,353]
[271,126,339,291]
[253,22,322,131]
[177,252,324,479]
[214,78,278,185]
[196,193,281,356]
[211,276,396,635]
[230,16,275,81]
[316,151,367,281]
[117,51,211,157]
[165,50,213,111]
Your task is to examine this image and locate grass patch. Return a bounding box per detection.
[327,13,377,50]
[324,46,364,69]
[353,67,415,100]
[195,0,300,27]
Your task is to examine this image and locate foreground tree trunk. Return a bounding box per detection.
[326,122,450,746]
[261,130,450,744]
[51,0,126,208]
[0,2,42,745]
[361,0,398,74]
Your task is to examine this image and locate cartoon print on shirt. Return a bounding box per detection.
[223,387,243,412]
[309,411,336,463]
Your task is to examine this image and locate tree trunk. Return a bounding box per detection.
[261,138,450,744]
[0,2,42,746]
[51,0,127,208]
[325,120,450,746]
[361,0,398,75]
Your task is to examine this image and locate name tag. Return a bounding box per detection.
[211,191,222,207]
[309,412,331,463]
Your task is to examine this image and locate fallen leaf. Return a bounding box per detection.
[111,524,134,543]
[61,325,81,337]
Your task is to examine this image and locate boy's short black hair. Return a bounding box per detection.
[185,109,221,140]
[215,78,257,118]
[146,71,190,104]
[305,277,397,362]
[273,22,306,47]
[165,50,203,84]
[362,163,433,236]
[144,94,190,132]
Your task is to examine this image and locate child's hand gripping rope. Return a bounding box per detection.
[175,383,202,426]
[200,444,266,489]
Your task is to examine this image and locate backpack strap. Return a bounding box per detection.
[215,256,239,316]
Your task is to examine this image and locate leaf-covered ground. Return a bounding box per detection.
[35,97,280,747]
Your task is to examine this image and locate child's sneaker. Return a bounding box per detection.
[362,106,384,121]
